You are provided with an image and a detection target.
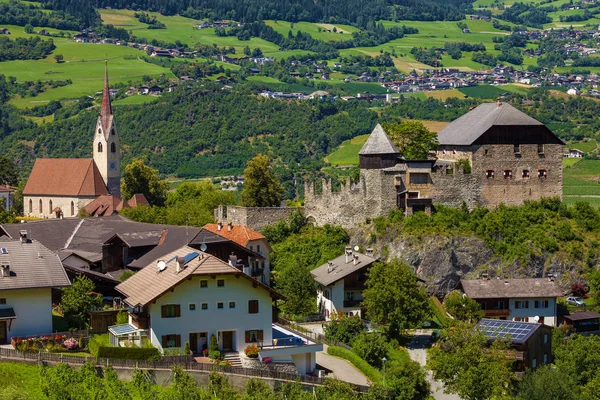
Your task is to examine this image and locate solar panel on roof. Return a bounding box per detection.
[0,248,7,255]
[477,319,538,343]
[183,252,199,264]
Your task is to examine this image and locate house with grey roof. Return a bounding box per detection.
[0,234,71,344]
[460,277,564,326]
[311,247,377,320]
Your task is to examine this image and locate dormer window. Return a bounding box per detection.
[1,264,10,278]
[503,169,512,179]
[538,169,547,178]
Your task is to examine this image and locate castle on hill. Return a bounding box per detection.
[217,101,564,230]
[23,63,125,219]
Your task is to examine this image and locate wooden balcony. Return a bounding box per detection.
[130,313,149,329]
[484,309,511,317]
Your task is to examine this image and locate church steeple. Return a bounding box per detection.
[100,60,113,137]
[93,61,121,198]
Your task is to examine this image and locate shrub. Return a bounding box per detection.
[96,346,160,360]
[116,310,128,325]
[352,332,391,369]
[572,283,587,297]
[88,334,110,357]
[210,334,219,352]
[184,341,190,355]
[324,314,364,345]
[327,346,382,383]
[63,338,78,350]
[209,350,221,360]
[244,344,259,358]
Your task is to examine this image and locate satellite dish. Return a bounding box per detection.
[157,260,166,272]
[200,243,207,252]
[533,316,540,323]
[353,245,360,252]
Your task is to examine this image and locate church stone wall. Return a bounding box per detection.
[23,195,96,219]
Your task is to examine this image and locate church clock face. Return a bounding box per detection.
[110,161,117,171]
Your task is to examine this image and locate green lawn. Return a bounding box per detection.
[113,95,160,106]
[265,20,358,42]
[325,134,369,165]
[568,140,598,154]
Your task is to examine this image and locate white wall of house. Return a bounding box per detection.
[247,238,271,286]
[0,288,53,339]
[23,195,96,219]
[148,274,273,352]
[317,280,363,321]
[508,297,557,326]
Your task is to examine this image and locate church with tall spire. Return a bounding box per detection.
[22,63,124,219]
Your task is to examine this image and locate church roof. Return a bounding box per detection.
[437,102,544,145]
[23,158,108,197]
[359,124,400,155]
[99,61,114,137]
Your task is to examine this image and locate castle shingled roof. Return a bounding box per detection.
[359,124,400,155]
[437,102,544,145]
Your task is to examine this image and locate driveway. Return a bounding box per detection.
[407,329,461,400]
[316,344,370,387]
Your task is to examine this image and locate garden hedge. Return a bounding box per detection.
[327,346,382,383]
[96,346,160,360]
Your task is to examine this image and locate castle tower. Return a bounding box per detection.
[358,124,400,169]
[93,61,121,198]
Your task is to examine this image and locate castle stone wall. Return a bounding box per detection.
[430,171,482,209]
[214,205,300,232]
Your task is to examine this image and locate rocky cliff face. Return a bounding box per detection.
[351,232,577,298]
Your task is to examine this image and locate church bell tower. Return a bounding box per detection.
[93,61,121,198]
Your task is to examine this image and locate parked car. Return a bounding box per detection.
[566,296,585,306]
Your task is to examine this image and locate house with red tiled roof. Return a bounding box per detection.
[23,62,121,219]
[82,193,149,217]
[204,222,271,285]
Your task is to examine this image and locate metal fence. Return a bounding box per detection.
[0,346,370,392]
[275,317,353,351]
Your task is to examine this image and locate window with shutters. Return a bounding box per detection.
[162,334,180,348]
[522,169,530,178]
[161,304,180,318]
[248,300,259,314]
[538,169,547,178]
[486,170,494,179]
[245,329,264,343]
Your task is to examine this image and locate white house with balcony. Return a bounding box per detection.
[0,235,71,344]
[114,245,321,374]
[312,247,377,321]
[460,278,563,326]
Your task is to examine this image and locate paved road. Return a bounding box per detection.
[407,329,461,400]
[316,344,371,387]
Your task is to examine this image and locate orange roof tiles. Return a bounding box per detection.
[203,223,265,247]
[23,159,108,197]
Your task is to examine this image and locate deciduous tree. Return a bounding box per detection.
[382,121,438,159]
[427,321,514,400]
[0,156,18,186]
[362,259,430,337]
[121,159,168,206]
[444,290,484,322]
[60,276,102,329]
[324,314,364,345]
[275,262,317,318]
[241,155,284,207]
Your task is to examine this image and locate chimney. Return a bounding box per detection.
[19,230,28,243]
[227,222,233,232]
[365,248,374,258]
[176,256,185,273]
[345,246,352,263]
[217,222,223,231]
[327,261,333,274]
[353,253,359,266]
[1,263,10,278]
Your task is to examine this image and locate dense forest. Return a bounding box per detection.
[43,0,475,27]
[0,1,85,30]
[0,37,56,62]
